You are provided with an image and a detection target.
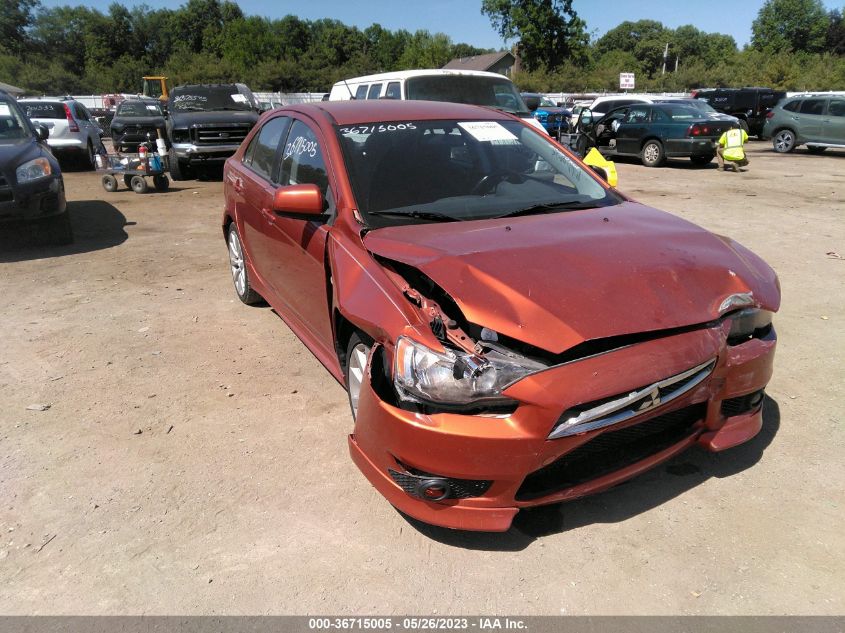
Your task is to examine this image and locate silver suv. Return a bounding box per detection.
[763,94,845,153]
[18,97,105,169]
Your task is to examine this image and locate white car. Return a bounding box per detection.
[19,97,105,169]
[587,95,658,119]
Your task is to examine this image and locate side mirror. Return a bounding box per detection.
[36,124,49,141]
[273,184,325,216]
[556,102,564,107]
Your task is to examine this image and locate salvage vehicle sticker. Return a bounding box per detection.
[0,104,10,116]
[173,95,207,103]
[230,94,247,103]
[458,121,518,144]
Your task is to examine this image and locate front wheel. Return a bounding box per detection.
[102,174,118,192]
[153,174,169,191]
[227,224,262,305]
[345,333,372,421]
[773,129,796,153]
[641,140,665,167]
[806,146,827,154]
[168,149,188,181]
[130,175,148,194]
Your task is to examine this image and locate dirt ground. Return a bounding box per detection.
[0,143,843,615]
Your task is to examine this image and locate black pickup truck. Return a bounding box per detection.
[692,87,785,137]
[167,83,261,180]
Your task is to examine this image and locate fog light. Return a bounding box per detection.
[417,479,451,501]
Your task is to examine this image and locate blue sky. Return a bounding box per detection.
[38,0,843,49]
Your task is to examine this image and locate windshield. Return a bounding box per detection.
[336,119,621,228]
[540,97,557,107]
[0,100,34,140]
[170,86,253,112]
[20,102,65,119]
[406,76,531,116]
[117,101,163,116]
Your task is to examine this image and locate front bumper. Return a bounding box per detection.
[349,323,776,532]
[171,142,239,162]
[0,176,66,222]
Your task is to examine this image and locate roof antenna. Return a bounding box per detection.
[343,79,355,100]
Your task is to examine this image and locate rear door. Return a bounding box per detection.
[234,115,291,298]
[822,98,845,145]
[796,98,827,142]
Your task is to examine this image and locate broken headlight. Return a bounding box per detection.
[727,308,772,342]
[393,336,535,407]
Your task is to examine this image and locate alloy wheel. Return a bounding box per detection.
[228,230,246,297]
[774,130,795,153]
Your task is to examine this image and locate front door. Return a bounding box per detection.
[262,117,336,350]
[616,106,651,155]
[797,98,827,142]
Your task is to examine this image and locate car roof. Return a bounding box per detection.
[333,69,507,86]
[286,99,514,126]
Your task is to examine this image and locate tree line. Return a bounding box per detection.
[1,0,844,96]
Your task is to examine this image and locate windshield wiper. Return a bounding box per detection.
[367,210,462,222]
[496,201,596,219]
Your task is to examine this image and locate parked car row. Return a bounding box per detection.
[762,93,845,154]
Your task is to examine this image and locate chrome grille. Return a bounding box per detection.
[548,358,716,439]
[192,125,250,145]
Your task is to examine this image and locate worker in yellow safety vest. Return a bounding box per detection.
[715,124,749,172]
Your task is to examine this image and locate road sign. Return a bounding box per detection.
[619,73,635,90]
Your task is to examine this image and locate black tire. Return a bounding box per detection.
[42,212,74,245]
[102,174,118,192]
[344,332,372,422]
[227,224,262,305]
[130,175,148,194]
[690,154,714,166]
[641,139,665,167]
[168,149,188,181]
[576,134,590,157]
[81,141,95,170]
[123,174,133,189]
[738,119,749,134]
[773,129,796,153]
[806,146,827,154]
[153,174,169,191]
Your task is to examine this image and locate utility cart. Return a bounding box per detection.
[96,147,169,194]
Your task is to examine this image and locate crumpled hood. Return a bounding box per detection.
[364,202,780,354]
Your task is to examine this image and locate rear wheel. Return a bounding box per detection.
[641,140,665,167]
[227,224,262,305]
[807,145,827,154]
[690,154,714,166]
[773,129,796,153]
[345,333,372,421]
[738,119,750,134]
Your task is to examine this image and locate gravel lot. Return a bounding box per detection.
[1,143,843,615]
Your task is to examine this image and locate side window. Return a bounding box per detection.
[828,100,845,117]
[651,108,670,122]
[354,85,368,100]
[385,82,401,99]
[367,83,383,99]
[280,120,329,197]
[782,100,800,112]
[625,107,649,123]
[74,104,88,120]
[243,116,289,182]
[800,99,825,115]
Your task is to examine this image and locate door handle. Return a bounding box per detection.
[791,116,800,121]
[260,207,275,224]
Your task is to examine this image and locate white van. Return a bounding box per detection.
[329,69,547,133]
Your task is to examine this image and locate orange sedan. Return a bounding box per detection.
[222,100,779,532]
